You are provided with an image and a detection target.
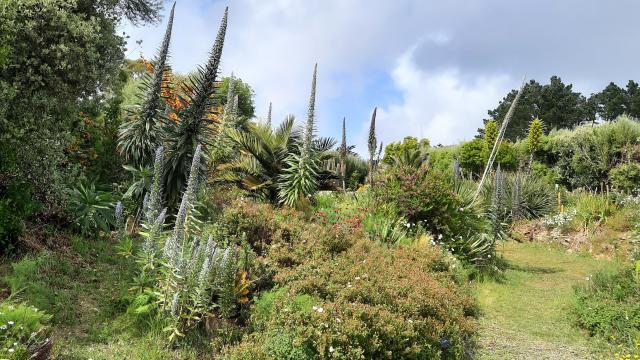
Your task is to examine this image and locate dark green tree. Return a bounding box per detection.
[595,82,626,121]
[216,76,255,119]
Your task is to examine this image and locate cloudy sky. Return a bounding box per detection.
[122,0,640,153]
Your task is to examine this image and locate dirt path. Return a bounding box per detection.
[476,242,618,360]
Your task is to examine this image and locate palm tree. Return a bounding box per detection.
[222,116,300,203]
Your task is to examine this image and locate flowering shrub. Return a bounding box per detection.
[574,266,640,352]
[542,208,577,231]
[0,302,51,359]
[224,241,478,359]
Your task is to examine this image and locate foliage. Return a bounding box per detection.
[374,166,492,263]
[459,138,486,176]
[0,0,159,210]
[0,182,40,253]
[609,163,640,193]
[382,136,430,168]
[0,301,51,359]
[217,76,256,119]
[573,192,618,229]
[481,76,587,141]
[363,212,408,245]
[278,64,320,207]
[225,241,477,360]
[162,8,228,207]
[574,267,640,351]
[118,4,175,168]
[67,183,115,236]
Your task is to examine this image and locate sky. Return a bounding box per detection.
[121,0,640,153]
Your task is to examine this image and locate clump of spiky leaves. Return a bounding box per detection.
[278,64,320,207]
[163,7,228,207]
[119,3,175,167]
[368,107,377,184]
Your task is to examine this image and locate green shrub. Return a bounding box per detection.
[0,301,51,359]
[574,267,640,350]
[574,192,618,229]
[0,182,40,253]
[226,242,478,360]
[609,163,640,193]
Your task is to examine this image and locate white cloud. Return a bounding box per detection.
[357,48,511,152]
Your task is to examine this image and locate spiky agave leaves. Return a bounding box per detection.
[367,107,377,184]
[278,64,320,207]
[163,7,228,207]
[118,3,176,167]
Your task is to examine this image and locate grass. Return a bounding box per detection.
[476,241,620,359]
[0,236,208,359]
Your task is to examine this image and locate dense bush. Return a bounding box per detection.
[225,241,477,360]
[374,166,486,242]
[609,163,640,193]
[0,182,40,253]
[574,267,640,350]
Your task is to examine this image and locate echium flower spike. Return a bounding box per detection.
[231,94,239,117]
[303,63,318,156]
[368,107,377,184]
[144,208,166,261]
[512,172,522,220]
[118,3,175,167]
[146,146,164,222]
[339,117,347,192]
[182,7,228,127]
[115,202,124,239]
[223,75,236,116]
[185,144,203,204]
[266,102,272,127]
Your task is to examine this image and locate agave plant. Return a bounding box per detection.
[68,183,114,236]
[118,3,176,168]
[163,7,228,207]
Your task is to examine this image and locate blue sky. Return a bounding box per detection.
[122,0,640,153]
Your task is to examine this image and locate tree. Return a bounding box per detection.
[216,76,255,119]
[0,0,162,209]
[483,77,585,141]
[459,138,486,176]
[484,120,498,152]
[625,80,640,118]
[527,118,543,167]
[382,136,429,168]
[595,82,626,121]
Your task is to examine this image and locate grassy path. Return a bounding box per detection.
[476,242,618,360]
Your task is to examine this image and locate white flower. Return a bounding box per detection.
[329,346,335,352]
[8,348,14,353]
[438,234,443,240]
[317,307,324,313]
[355,276,361,280]
[8,321,14,325]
